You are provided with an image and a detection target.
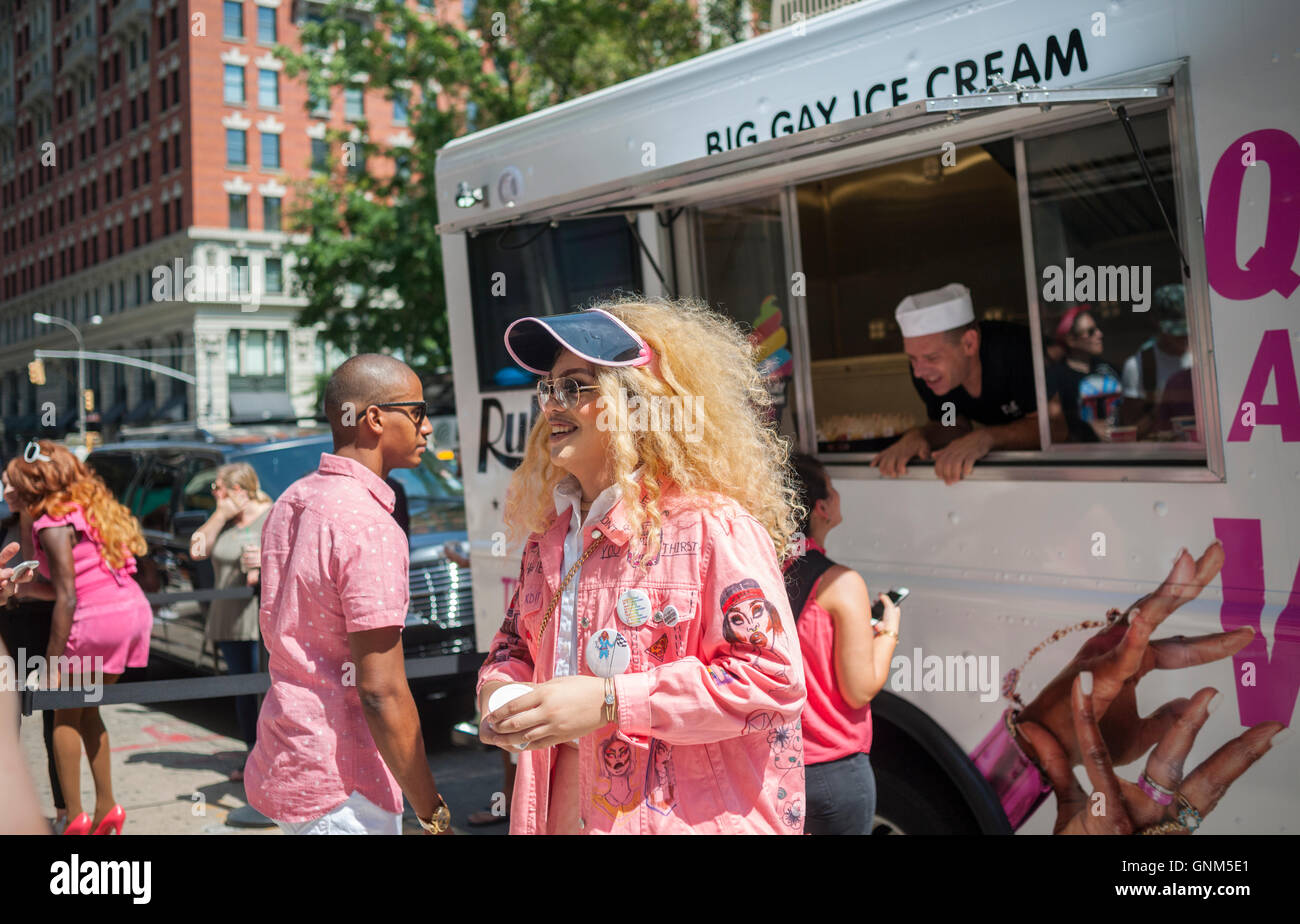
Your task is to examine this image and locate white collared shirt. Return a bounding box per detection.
[549,469,642,677]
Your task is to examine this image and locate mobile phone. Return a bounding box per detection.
[871,587,909,623]
[7,560,39,581]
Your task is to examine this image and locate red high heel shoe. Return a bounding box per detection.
[63,813,91,835]
[91,805,125,835]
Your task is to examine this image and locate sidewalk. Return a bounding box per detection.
[19,698,278,835]
[19,696,507,835]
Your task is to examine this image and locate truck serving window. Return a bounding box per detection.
[467,216,643,392]
[796,139,1031,454]
[786,103,1205,467]
[695,194,803,442]
[1023,110,1200,453]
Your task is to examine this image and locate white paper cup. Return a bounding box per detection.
[487,682,533,715]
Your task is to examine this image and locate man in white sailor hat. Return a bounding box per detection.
[872,283,1051,484]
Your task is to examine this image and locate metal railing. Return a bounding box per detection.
[17,586,481,716]
[21,651,483,715]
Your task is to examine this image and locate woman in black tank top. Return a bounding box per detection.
[785,453,903,834]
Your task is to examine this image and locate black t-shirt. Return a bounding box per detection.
[1045,358,1123,443]
[912,321,1037,426]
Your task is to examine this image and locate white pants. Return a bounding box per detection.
[276,791,403,836]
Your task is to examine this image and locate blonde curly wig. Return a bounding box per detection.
[503,296,803,564]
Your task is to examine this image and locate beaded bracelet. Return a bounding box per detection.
[1001,607,1126,708]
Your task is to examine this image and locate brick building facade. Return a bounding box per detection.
[0,0,453,451]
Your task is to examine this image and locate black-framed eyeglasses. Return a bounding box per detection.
[372,401,431,425]
[536,377,599,410]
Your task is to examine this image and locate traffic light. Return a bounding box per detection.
[83,389,95,412]
[27,359,45,385]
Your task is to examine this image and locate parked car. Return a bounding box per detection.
[85,432,476,694]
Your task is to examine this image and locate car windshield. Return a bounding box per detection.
[183,441,466,537]
[389,454,466,535]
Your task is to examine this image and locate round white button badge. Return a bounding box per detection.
[586,628,630,677]
[616,589,653,628]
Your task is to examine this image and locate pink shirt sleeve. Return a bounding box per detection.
[477,545,537,695]
[615,509,806,744]
[333,520,410,633]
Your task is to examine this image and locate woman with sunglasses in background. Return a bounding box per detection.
[1045,305,1124,443]
[478,299,807,834]
[190,463,273,784]
[3,440,151,835]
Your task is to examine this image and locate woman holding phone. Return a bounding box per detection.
[4,440,151,835]
[477,298,807,834]
[784,453,902,835]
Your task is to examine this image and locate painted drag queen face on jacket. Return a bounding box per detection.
[721,578,783,649]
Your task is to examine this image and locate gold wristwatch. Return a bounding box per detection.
[418,796,451,834]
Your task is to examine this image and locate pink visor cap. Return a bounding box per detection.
[504,308,656,376]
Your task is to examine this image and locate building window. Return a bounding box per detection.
[270,329,287,374]
[344,86,363,121]
[265,257,282,294]
[261,132,280,169]
[226,128,247,165]
[226,330,240,374]
[229,193,248,229]
[310,137,328,172]
[223,64,244,104]
[256,6,276,43]
[393,91,408,126]
[244,328,266,374]
[257,69,278,108]
[231,257,250,298]
[308,88,329,116]
[223,1,243,39]
[263,196,282,231]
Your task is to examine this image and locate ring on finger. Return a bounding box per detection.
[1138,772,1176,806]
[1176,793,1203,832]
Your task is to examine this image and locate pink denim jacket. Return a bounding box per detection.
[479,488,807,834]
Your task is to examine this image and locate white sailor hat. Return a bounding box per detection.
[895,283,976,338]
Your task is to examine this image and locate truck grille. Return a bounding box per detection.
[407,559,473,630]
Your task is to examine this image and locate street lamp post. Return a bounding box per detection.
[33,312,103,448]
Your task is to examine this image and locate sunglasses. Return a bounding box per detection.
[23,440,51,463]
[536,376,599,411]
[372,401,431,425]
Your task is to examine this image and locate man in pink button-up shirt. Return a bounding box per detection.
[245,354,448,835]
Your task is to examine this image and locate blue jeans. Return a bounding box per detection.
[218,640,259,749]
[804,752,876,835]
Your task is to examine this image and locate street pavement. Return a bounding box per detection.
[18,690,510,835]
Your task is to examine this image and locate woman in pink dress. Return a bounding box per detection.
[4,440,152,835]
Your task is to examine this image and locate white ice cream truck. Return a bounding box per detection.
[434,0,1300,832]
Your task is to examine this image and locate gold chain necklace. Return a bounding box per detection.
[535,534,606,644]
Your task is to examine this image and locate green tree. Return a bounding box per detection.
[280,1,751,378]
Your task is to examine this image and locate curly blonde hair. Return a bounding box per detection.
[4,440,147,572]
[503,296,803,563]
